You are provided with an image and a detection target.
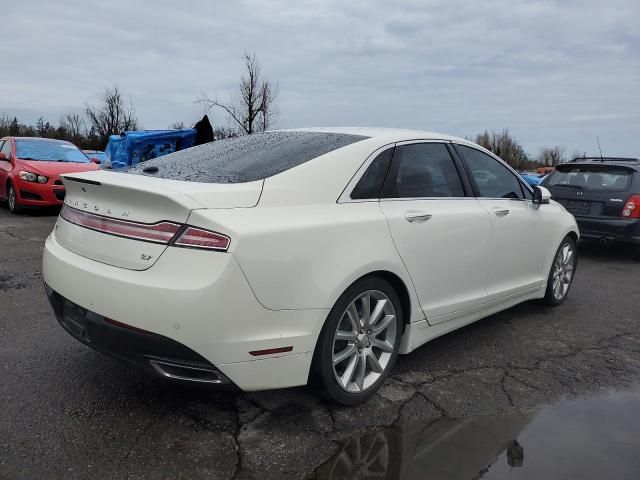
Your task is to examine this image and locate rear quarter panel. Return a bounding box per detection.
[187,203,424,322]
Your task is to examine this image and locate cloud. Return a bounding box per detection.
[1,0,638,156]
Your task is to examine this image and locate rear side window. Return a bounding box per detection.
[351,148,393,199]
[546,165,632,191]
[382,143,465,198]
[123,131,368,183]
[457,145,524,199]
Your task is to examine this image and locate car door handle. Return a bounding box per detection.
[494,209,510,217]
[404,211,432,223]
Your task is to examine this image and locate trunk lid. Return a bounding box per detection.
[55,171,262,270]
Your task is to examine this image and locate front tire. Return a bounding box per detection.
[7,183,22,214]
[542,235,577,306]
[312,277,403,405]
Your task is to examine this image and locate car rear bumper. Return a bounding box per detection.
[574,216,640,244]
[45,285,234,385]
[42,230,327,390]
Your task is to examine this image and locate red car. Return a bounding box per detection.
[0,137,100,214]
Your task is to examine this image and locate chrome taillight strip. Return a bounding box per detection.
[60,204,181,244]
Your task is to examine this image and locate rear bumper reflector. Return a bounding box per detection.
[249,346,294,356]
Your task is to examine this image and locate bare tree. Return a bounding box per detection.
[570,150,586,161]
[200,53,278,134]
[85,86,138,146]
[169,121,185,130]
[538,146,566,166]
[474,129,531,170]
[60,113,87,138]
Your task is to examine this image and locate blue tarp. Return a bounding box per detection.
[104,129,196,169]
[520,173,543,186]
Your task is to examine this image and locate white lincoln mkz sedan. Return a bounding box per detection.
[43,128,579,405]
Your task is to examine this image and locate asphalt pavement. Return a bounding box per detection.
[1,205,639,479]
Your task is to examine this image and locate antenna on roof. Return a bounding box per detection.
[596,137,605,163]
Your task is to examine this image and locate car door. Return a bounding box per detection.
[0,140,12,199]
[379,141,491,324]
[454,144,548,302]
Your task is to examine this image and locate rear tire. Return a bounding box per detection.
[7,183,22,214]
[541,235,577,306]
[312,276,403,406]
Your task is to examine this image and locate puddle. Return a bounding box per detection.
[311,389,640,479]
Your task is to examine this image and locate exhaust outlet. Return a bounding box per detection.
[148,357,230,384]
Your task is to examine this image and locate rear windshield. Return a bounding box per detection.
[546,165,632,191]
[123,131,368,183]
[16,140,90,163]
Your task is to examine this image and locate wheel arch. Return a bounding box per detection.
[325,269,415,331]
[362,270,412,330]
[541,227,580,289]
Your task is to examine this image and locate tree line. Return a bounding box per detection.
[1,52,575,168]
[470,130,575,169]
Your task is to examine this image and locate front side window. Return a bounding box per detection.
[382,143,465,198]
[0,140,11,160]
[16,140,89,163]
[351,148,393,200]
[457,145,524,199]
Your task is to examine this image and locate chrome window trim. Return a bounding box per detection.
[379,196,476,203]
[338,139,462,204]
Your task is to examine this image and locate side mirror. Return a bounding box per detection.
[0,152,8,162]
[90,157,101,165]
[533,185,551,205]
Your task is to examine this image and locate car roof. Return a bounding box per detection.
[558,158,640,170]
[276,127,469,144]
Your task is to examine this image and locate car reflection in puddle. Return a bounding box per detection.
[311,389,640,480]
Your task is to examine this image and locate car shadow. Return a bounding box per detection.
[0,201,61,216]
[577,240,638,262]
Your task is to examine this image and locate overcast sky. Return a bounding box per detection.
[2,0,639,157]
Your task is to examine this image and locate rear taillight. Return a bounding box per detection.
[173,226,230,251]
[60,205,230,251]
[621,195,640,218]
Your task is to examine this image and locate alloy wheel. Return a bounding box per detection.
[327,431,390,479]
[552,242,575,300]
[332,290,397,393]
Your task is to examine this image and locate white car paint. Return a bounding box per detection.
[42,128,578,392]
